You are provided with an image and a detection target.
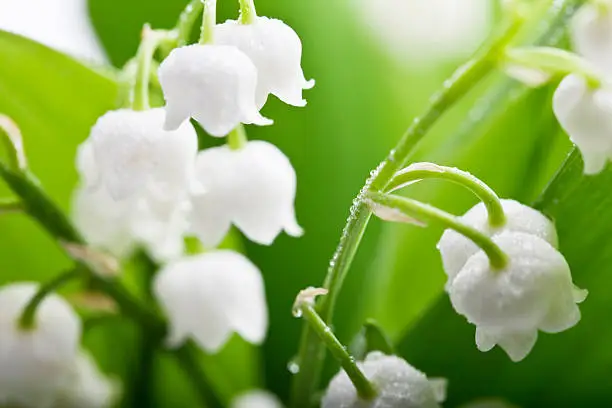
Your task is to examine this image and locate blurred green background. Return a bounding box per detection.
[0,0,610,407]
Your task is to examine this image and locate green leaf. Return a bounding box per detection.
[396,150,612,407]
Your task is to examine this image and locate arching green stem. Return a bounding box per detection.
[176,0,205,46]
[386,163,506,227]
[133,26,167,111]
[19,268,83,329]
[366,192,508,270]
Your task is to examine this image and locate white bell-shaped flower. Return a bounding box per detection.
[322,352,445,408]
[215,17,314,108]
[449,231,587,362]
[53,351,118,408]
[437,199,557,286]
[571,1,612,74]
[190,141,302,247]
[553,74,612,174]
[153,250,268,352]
[231,390,284,408]
[158,44,272,136]
[73,142,190,262]
[87,108,199,200]
[0,283,81,408]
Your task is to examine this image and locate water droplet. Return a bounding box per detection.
[287,357,301,374]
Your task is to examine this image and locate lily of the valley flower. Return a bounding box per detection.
[215,17,314,108]
[159,44,272,136]
[571,1,612,74]
[73,141,191,262]
[0,283,81,408]
[53,351,118,408]
[437,199,558,286]
[231,390,284,408]
[87,108,199,201]
[322,352,446,408]
[153,250,268,352]
[448,231,586,362]
[553,74,612,174]
[190,140,302,247]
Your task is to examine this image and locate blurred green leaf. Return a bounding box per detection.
[397,150,612,407]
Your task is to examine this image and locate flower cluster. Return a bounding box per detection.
[70,1,312,354]
[0,283,116,408]
[438,200,586,361]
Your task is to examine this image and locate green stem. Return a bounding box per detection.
[19,268,83,329]
[228,125,248,150]
[289,11,526,408]
[239,0,257,24]
[386,163,506,227]
[199,0,217,45]
[504,46,602,88]
[298,304,377,401]
[176,0,205,46]
[366,192,508,269]
[173,340,224,408]
[133,25,166,111]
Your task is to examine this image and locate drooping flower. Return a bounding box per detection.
[215,17,314,108]
[0,283,81,408]
[322,351,446,408]
[553,74,612,175]
[87,108,199,201]
[571,1,612,74]
[231,390,284,408]
[437,199,558,285]
[53,351,119,408]
[153,250,268,352]
[448,231,587,362]
[190,141,302,247]
[72,141,191,262]
[158,44,272,136]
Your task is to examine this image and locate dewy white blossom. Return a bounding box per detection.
[449,231,587,362]
[571,1,612,74]
[322,352,445,408]
[553,74,612,175]
[159,44,272,136]
[53,351,118,408]
[73,140,190,262]
[87,108,199,201]
[190,141,302,247]
[437,199,558,285]
[231,390,284,408]
[215,17,314,108]
[0,283,81,408]
[153,250,268,352]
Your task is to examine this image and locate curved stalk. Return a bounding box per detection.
[366,192,508,269]
[386,163,506,227]
[199,0,218,45]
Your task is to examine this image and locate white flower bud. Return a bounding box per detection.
[571,2,612,74]
[231,390,284,408]
[153,250,268,352]
[553,74,612,175]
[215,17,314,108]
[437,199,557,286]
[53,351,119,408]
[158,44,272,136]
[190,141,302,247]
[0,283,81,408]
[73,141,191,262]
[449,232,587,362]
[322,352,445,408]
[87,108,198,201]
